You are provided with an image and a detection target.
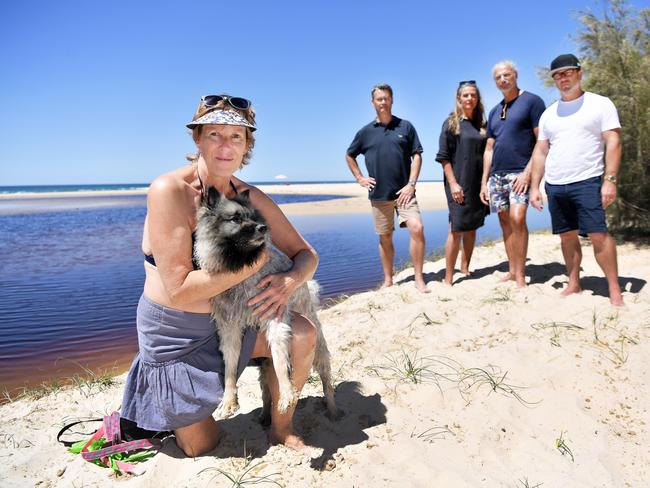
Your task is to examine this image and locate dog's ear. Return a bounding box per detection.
[239,189,251,201]
[205,186,222,207]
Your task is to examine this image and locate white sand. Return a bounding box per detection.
[2,233,648,487]
[0,182,448,215]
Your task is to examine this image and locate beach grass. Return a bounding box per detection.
[367,350,437,385]
[591,309,638,365]
[409,424,455,443]
[406,312,443,335]
[2,364,118,404]
[530,321,585,347]
[0,432,34,449]
[555,430,575,462]
[199,449,282,487]
[518,478,544,488]
[481,287,514,304]
[458,366,539,407]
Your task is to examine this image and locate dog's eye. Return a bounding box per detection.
[230,215,241,224]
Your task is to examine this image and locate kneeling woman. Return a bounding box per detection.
[121,95,318,456]
[436,81,489,284]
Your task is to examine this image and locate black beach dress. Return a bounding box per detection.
[435,118,489,232]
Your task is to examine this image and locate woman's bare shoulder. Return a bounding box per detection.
[231,178,273,206]
[149,166,195,201]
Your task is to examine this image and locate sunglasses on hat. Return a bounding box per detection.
[201,95,251,111]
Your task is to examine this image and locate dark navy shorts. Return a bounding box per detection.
[545,176,608,235]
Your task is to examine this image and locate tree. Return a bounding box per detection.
[569,1,650,238]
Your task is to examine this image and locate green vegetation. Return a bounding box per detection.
[458,366,540,407]
[2,363,117,403]
[518,478,543,488]
[530,321,586,347]
[199,450,282,488]
[410,424,455,443]
[551,1,650,237]
[555,430,575,462]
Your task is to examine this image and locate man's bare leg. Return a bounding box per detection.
[509,204,528,288]
[253,314,316,451]
[559,230,583,296]
[460,230,477,275]
[378,233,395,288]
[497,211,515,282]
[588,232,624,306]
[444,226,461,285]
[406,217,429,292]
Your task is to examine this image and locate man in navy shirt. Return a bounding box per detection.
[479,61,545,288]
[346,84,428,292]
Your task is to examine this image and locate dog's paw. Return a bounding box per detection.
[276,386,299,413]
[216,398,240,419]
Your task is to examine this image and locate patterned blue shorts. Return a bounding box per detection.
[487,172,529,213]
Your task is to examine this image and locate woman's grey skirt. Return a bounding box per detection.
[121,294,257,431]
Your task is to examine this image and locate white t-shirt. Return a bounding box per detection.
[538,91,620,185]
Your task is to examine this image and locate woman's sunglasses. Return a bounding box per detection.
[201,95,251,111]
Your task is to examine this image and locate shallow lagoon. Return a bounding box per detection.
[0,194,550,392]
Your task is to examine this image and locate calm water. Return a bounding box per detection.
[0,181,354,194]
[0,193,550,392]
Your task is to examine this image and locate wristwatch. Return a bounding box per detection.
[604,174,617,184]
[408,179,417,186]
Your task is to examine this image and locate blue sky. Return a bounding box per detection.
[2,0,645,185]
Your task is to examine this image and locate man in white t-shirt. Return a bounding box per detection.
[530,54,623,306]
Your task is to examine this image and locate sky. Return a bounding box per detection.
[1,0,647,186]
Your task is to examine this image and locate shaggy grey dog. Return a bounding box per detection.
[194,186,338,421]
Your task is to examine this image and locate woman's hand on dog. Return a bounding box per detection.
[248,272,299,321]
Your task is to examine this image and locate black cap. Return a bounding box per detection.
[549,54,581,76]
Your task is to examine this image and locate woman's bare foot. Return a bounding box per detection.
[269,431,312,453]
[443,274,454,286]
[380,280,393,289]
[460,268,473,276]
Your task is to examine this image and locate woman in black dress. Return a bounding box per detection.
[436,81,488,284]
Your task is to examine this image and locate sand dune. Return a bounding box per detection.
[2,233,648,487]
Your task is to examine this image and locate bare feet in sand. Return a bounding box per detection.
[415,279,431,293]
[443,276,454,286]
[499,272,526,288]
[270,431,314,454]
[560,284,582,297]
[380,281,393,289]
[609,293,624,307]
[499,272,514,283]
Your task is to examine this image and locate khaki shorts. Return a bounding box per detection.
[370,197,422,235]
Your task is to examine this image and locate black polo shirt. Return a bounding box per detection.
[347,116,423,201]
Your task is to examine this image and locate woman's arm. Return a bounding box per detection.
[244,186,319,321]
[480,137,495,205]
[441,160,465,204]
[147,175,268,308]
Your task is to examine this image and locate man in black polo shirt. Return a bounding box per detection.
[345,83,428,293]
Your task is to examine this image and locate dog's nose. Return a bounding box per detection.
[256,224,267,233]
